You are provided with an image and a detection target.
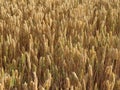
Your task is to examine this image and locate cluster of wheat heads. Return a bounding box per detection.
[0,0,120,90]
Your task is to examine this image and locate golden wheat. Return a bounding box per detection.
[0,0,120,90]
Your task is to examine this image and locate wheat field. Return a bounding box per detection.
[0,0,120,90]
